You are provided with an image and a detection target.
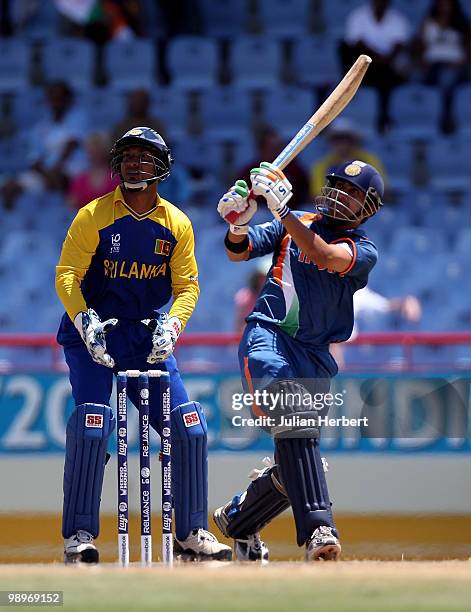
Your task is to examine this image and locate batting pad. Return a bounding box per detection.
[171,401,208,541]
[220,463,290,540]
[62,403,115,539]
[275,437,337,546]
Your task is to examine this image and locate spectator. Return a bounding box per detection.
[310,118,386,198]
[234,256,272,333]
[157,0,203,37]
[0,0,13,35]
[340,0,412,132]
[331,286,422,369]
[237,125,310,211]
[111,88,166,145]
[413,0,471,133]
[352,286,422,332]
[67,132,119,210]
[56,0,143,42]
[1,80,86,210]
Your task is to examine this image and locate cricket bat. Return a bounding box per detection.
[225,54,372,224]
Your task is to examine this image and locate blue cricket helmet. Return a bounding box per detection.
[110,126,173,191]
[315,160,384,224]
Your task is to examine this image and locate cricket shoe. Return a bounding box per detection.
[306,526,341,561]
[64,530,99,565]
[235,533,269,563]
[174,528,232,562]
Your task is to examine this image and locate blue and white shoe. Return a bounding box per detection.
[306,526,341,561]
[235,533,269,563]
[64,530,99,564]
[174,528,232,562]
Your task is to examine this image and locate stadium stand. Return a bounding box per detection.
[0,0,469,353]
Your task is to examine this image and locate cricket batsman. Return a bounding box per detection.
[56,127,231,564]
[214,159,384,561]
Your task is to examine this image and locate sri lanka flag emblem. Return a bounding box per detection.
[155,239,171,256]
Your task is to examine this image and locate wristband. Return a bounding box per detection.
[229,224,249,235]
[278,205,291,220]
[224,231,249,253]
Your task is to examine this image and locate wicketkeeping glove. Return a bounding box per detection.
[250,162,293,221]
[141,313,181,364]
[217,179,257,234]
[74,308,118,368]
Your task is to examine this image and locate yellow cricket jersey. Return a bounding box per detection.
[55,186,199,337]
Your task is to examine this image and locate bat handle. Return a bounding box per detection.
[224,189,256,225]
[225,210,240,224]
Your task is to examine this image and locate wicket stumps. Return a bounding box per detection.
[117,369,172,567]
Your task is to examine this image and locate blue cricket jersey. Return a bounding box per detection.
[246,212,378,345]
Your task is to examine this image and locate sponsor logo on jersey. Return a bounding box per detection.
[86,414,104,428]
[183,411,200,427]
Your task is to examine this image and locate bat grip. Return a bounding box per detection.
[224,189,256,225]
[225,210,240,224]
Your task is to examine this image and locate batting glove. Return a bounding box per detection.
[74,308,118,368]
[141,313,181,364]
[217,179,257,234]
[250,162,293,221]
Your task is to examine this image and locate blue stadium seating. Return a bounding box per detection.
[321,0,364,37]
[389,227,447,260]
[42,38,95,91]
[389,84,441,141]
[172,135,223,175]
[0,39,30,93]
[10,89,48,130]
[140,0,165,38]
[415,193,471,241]
[200,0,249,37]
[296,136,329,173]
[292,35,341,88]
[77,88,126,132]
[257,0,309,38]
[455,228,471,258]
[453,84,471,136]
[14,1,60,39]
[199,87,253,141]
[374,138,415,192]
[365,205,400,251]
[1,3,471,340]
[167,37,219,90]
[104,40,157,90]
[262,87,314,139]
[368,254,410,297]
[335,88,379,140]
[394,0,434,29]
[0,136,28,176]
[230,37,282,90]
[149,87,189,141]
[228,134,257,173]
[426,137,471,192]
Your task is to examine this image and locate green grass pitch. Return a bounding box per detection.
[0,562,470,612]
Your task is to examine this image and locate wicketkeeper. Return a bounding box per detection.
[56,127,231,564]
[215,159,384,561]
